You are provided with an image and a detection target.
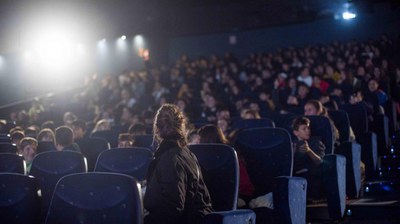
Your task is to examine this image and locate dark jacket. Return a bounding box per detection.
[144,140,213,224]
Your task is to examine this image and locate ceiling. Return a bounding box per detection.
[0,0,397,54]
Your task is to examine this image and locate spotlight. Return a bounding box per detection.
[342,11,356,20]
[134,35,144,46]
[121,35,126,40]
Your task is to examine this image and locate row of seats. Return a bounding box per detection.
[1,126,348,223]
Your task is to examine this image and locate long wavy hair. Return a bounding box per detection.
[153,104,188,148]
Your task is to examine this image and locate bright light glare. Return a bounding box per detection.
[24,51,33,60]
[40,36,72,69]
[121,35,127,40]
[134,35,144,46]
[342,12,356,20]
[76,43,86,54]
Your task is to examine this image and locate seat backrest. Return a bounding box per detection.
[94,147,153,181]
[132,134,154,150]
[45,172,143,224]
[76,137,110,172]
[30,151,87,219]
[0,142,17,153]
[340,103,369,142]
[37,141,57,154]
[0,133,11,143]
[189,144,239,211]
[90,130,119,148]
[231,118,275,130]
[0,173,41,224]
[235,127,293,196]
[306,115,335,154]
[0,153,26,174]
[328,110,351,143]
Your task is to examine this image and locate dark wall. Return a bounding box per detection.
[169,9,400,61]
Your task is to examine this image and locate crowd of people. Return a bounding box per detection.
[1,34,400,223]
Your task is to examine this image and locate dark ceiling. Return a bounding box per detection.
[0,0,398,53]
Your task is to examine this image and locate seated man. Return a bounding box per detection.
[55,126,80,152]
[292,116,325,200]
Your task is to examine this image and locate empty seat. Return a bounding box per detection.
[0,173,41,224]
[75,137,110,172]
[90,130,119,148]
[0,142,17,153]
[236,127,307,223]
[132,134,154,150]
[231,118,275,130]
[189,143,239,211]
[45,172,143,224]
[0,153,26,174]
[30,151,87,220]
[94,147,153,181]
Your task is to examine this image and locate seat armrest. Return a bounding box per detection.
[204,209,256,224]
[336,142,362,198]
[273,176,307,224]
[322,154,346,220]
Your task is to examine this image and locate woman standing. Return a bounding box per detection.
[144,104,213,224]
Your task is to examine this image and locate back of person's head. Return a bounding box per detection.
[198,124,229,144]
[25,125,39,138]
[41,120,55,131]
[55,126,74,147]
[37,128,55,142]
[11,130,25,143]
[153,104,187,147]
[240,108,261,120]
[128,123,146,135]
[292,116,310,131]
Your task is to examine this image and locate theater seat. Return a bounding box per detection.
[0,153,26,174]
[0,173,41,224]
[94,147,153,181]
[231,118,275,131]
[189,143,257,224]
[30,151,87,221]
[75,137,110,172]
[90,130,119,148]
[45,172,143,224]
[0,142,17,153]
[235,127,307,224]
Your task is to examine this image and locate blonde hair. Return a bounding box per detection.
[153,104,187,148]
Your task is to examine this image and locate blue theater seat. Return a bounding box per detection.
[0,153,26,174]
[94,147,153,181]
[75,137,110,172]
[235,127,307,224]
[37,141,57,154]
[189,143,257,224]
[90,130,119,148]
[132,134,155,151]
[341,103,378,180]
[30,151,87,221]
[0,173,41,224]
[0,142,17,153]
[231,118,275,131]
[45,172,143,224]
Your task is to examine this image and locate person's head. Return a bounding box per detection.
[118,133,133,148]
[128,122,146,135]
[25,125,39,138]
[304,100,324,116]
[187,129,200,145]
[37,128,55,142]
[63,112,77,127]
[198,124,229,144]
[41,120,55,131]
[92,119,111,133]
[55,126,74,150]
[368,79,379,92]
[240,108,260,120]
[71,119,87,140]
[292,117,311,141]
[153,104,187,148]
[297,84,309,99]
[11,130,25,152]
[20,137,38,163]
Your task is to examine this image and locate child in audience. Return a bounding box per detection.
[19,137,38,173]
[118,133,134,148]
[292,116,325,200]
